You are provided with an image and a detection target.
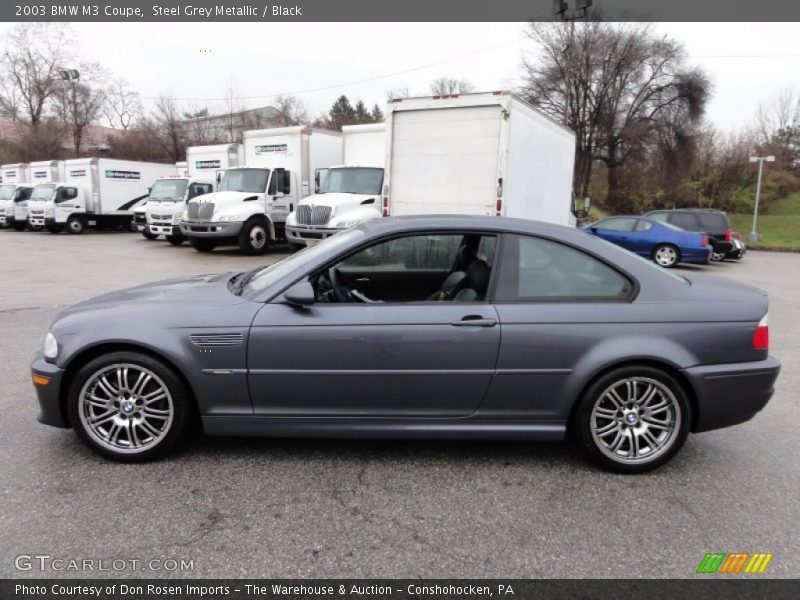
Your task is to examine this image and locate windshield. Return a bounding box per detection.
[0,185,15,201]
[219,169,269,193]
[149,178,188,201]
[32,184,55,201]
[240,228,365,297]
[320,167,383,195]
[14,187,33,202]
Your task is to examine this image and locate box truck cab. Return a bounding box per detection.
[180,126,342,255]
[24,161,66,229]
[286,123,385,248]
[143,143,241,244]
[27,158,175,234]
[0,164,30,230]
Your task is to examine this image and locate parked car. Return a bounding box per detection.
[30,216,779,473]
[582,216,710,267]
[728,232,746,259]
[644,208,734,262]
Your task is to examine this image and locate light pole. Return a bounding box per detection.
[748,155,775,242]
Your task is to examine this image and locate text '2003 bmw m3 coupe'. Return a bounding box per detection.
[31,216,780,472]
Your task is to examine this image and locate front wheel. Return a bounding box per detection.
[190,237,217,253]
[66,216,85,235]
[652,244,680,268]
[11,222,25,231]
[142,229,159,240]
[67,352,191,462]
[46,224,63,234]
[575,366,690,473]
[166,235,184,246]
[238,219,269,255]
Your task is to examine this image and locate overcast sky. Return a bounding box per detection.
[4,22,800,130]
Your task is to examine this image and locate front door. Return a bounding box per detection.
[247,232,502,417]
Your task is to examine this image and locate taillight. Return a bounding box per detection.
[752,314,769,350]
[725,227,732,241]
[495,199,502,216]
[700,233,708,247]
[382,196,389,217]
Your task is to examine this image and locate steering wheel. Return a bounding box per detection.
[328,266,354,303]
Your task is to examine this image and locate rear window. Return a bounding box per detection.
[669,213,698,231]
[697,213,729,232]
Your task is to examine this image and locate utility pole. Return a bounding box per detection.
[748,155,775,242]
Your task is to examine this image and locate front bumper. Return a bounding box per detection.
[31,351,68,428]
[286,224,343,245]
[180,220,243,238]
[28,215,47,227]
[0,214,14,226]
[148,223,182,236]
[683,356,780,432]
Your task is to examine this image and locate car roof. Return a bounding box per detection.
[646,208,726,214]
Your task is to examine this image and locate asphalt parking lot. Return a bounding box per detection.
[0,230,798,579]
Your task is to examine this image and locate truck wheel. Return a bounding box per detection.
[67,216,85,235]
[12,222,25,231]
[46,224,63,234]
[166,235,184,246]
[238,219,269,255]
[190,238,217,253]
[142,230,159,240]
[289,242,305,253]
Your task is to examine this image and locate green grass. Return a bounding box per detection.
[766,191,800,216]
[729,213,800,251]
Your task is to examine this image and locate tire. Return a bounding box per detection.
[190,237,217,253]
[12,222,25,232]
[289,242,305,253]
[238,219,270,255]
[46,224,63,234]
[166,235,184,246]
[142,229,159,240]
[67,351,192,462]
[575,365,690,473]
[66,215,85,235]
[652,244,680,268]
[711,250,725,262]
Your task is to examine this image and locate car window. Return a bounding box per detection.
[697,212,728,232]
[635,220,653,232]
[340,234,463,271]
[596,218,637,232]
[669,213,698,230]
[648,212,668,222]
[495,235,632,301]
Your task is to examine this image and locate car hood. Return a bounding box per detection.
[302,192,379,209]
[192,190,256,211]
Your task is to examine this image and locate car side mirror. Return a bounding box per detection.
[284,281,315,307]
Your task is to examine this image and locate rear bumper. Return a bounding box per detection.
[180,220,243,237]
[683,356,780,432]
[681,247,712,264]
[31,351,68,429]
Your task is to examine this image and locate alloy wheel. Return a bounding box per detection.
[78,363,174,454]
[590,377,681,465]
[654,246,677,267]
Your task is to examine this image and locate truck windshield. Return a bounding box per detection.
[219,169,269,193]
[32,185,56,201]
[149,178,188,201]
[0,185,15,201]
[320,167,383,195]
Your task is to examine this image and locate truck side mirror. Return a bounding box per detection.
[284,281,315,307]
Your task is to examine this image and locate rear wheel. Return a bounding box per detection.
[711,250,725,262]
[575,365,690,473]
[652,244,680,268]
[66,216,85,235]
[238,219,269,255]
[67,352,191,462]
[46,224,63,234]
[190,237,217,253]
[166,235,184,246]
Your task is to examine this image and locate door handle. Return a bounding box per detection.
[355,277,370,283]
[451,317,497,327]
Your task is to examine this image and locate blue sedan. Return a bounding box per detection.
[583,216,711,268]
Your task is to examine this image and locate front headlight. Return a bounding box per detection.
[43,332,58,361]
[46,207,55,218]
[217,214,246,222]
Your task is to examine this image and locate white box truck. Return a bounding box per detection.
[382,92,575,225]
[0,163,35,230]
[143,143,242,244]
[27,158,175,234]
[180,125,342,254]
[286,123,385,249]
[20,161,66,230]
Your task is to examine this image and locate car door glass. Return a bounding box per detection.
[596,218,636,231]
[318,233,496,303]
[669,213,698,231]
[495,235,631,301]
[635,220,653,232]
[648,212,668,222]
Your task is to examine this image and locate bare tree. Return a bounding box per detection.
[429,77,476,96]
[385,86,411,101]
[152,93,186,162]
[272,94,308,126]
[755,87,800,167]
[53,62,108,157]
[521,21,710,211]
[0,23,73,127]
[103,78,141,130]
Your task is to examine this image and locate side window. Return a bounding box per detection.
[669,213,698,231]
[340,234,463,270]
[635,220,653,232]
[188,183,212,199]
[648,212,668,222]
[269,169,290,195]
[281,170,291,194]
[495,235,632,301]
[267,172,277,195]
[596,218,636,231]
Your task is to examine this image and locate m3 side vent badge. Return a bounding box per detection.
[190,333,243,348]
